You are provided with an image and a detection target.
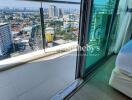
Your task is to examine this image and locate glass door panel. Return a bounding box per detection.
[84,0,118,72]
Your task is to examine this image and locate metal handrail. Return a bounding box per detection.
[20,0,80,4]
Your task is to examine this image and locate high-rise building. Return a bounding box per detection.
[0,23,13,56]
[58,8,63,18]
[49,5,58,18]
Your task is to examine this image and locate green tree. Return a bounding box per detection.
[48,20,63,40]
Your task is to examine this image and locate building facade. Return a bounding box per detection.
[0,23,13,56]
[49,5,58,18]
[58,8,63,18]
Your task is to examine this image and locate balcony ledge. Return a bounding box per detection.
[0,42,77,72]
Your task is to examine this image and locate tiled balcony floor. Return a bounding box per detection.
[0,51,76,100]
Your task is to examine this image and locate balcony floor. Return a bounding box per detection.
[0,51,76,100]
[69,56,130,100]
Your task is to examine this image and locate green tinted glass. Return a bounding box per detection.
[85,0,117,69]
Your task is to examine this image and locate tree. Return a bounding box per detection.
[63,32,77,41]
[48,20,63,40]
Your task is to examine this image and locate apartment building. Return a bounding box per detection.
[0,23,13,56]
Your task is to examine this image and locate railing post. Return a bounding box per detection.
[40,3,46,51]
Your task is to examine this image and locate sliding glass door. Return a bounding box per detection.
[76,0,119,78]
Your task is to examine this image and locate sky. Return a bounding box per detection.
[0,0,109,9]
[0,0,81,9]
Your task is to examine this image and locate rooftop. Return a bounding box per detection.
[0,23,8,27]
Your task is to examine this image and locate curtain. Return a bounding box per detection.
[114,0,132,53]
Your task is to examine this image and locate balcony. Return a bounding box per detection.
[0,0,81,99]
[1,0,132,100]
[0,42,77,100]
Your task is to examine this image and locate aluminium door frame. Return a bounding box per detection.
[75,0,92,79]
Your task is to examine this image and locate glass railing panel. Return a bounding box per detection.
[0,0,80,60]
[42,3,80,48]
[0,0,43,59]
